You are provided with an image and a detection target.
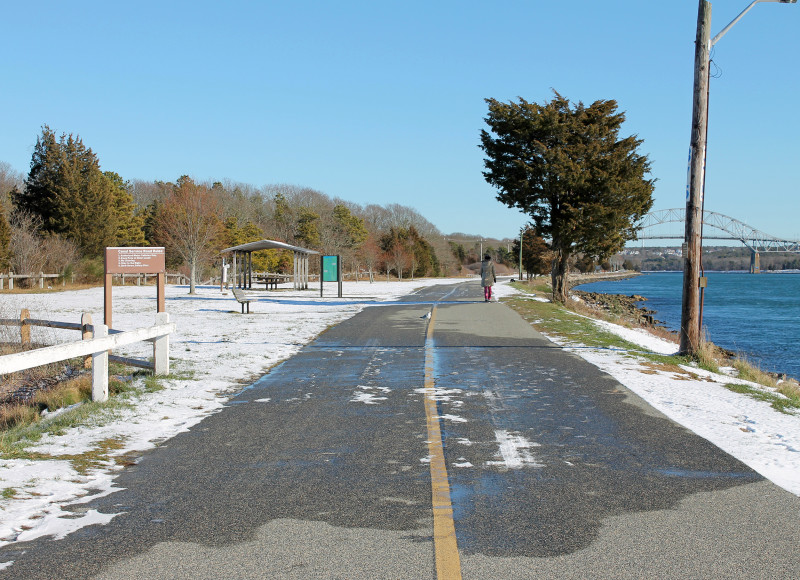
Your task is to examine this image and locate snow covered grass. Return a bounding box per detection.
[505,284,800,497]
[1,275,799,550]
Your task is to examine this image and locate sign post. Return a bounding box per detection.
[104,247,166,329]
[321,255,342,298]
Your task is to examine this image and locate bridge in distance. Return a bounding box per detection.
[636,208,800,273]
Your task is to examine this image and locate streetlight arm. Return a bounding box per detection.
[712,0,797,47]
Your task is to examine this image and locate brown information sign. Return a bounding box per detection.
[105,247,165,274]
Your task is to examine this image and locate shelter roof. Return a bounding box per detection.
[220,240,319,255]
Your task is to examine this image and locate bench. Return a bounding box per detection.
[231,287,252,313]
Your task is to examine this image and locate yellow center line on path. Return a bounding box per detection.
[424,306,463,580]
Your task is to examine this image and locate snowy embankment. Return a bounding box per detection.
[1,278,798,550]
[551,302,800,497]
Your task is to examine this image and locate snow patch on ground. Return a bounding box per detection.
[589,318,678,355]
[487,429,543,469]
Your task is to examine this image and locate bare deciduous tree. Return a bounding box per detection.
[0,161,23,217]
[41,235,79,278]
[156,177,222,294]
[9,212,46,281]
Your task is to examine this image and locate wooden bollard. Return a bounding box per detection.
[20,308,30,345]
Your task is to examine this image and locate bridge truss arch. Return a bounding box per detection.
[637,209,800,254]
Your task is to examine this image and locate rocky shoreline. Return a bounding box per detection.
[572,290,664,328]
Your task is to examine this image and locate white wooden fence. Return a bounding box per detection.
[0,312,175,402]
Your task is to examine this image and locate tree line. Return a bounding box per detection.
[0,127,516,290]
[627,246,800,272]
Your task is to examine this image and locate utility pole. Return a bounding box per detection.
[680,0,712,356]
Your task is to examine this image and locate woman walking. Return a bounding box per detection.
[480,254,496,302]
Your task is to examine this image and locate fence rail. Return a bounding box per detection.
[0,272,61,290]
[1,271,192,290]
[0,312,174,402]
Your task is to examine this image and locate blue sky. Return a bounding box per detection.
[2,1,798,241]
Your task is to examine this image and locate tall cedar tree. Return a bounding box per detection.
[157,176,222,294]
[480,93,654,302]
[15,126,119,256]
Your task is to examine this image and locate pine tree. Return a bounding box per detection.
[272,193,295,243]
[332,204,368,251]
[295,207,320,248]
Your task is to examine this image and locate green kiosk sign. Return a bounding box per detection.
[321,255,342,297]
[322,255,339,282]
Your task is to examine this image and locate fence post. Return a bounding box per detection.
[20,308,30,345]
[153,312,170,375]
[82,312,93,369]
[39,272,44,289]
[92,323,109,402]
[9,272,13,290]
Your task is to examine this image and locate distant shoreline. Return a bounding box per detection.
[569,271,641,285]
[639,270,800,274]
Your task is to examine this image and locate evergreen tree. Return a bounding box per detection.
[272,192,295,243]
[295,207,320,248]
[380,227,411,280]
[105,171,146,247]
[481,93,654,302]
[332,204,368,251]
[380,226,438,279]
[449,242,467,265]
[407,226,438,277]
[0,200,10,271]
[14,125,61,226]
[142,200,161,246]
[513,227,551,279]
[16,126,118,256]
